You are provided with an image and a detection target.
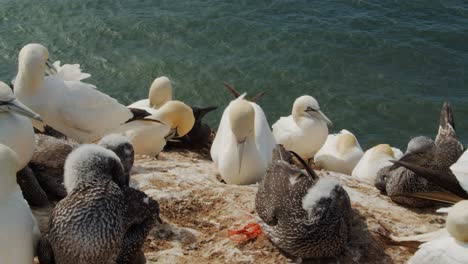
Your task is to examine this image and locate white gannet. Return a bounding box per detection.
[128,76,172,109]
[211,94,276,185]
[110,100,195,156]
[408,200,468,264]
[13,43,149,143]
[0,143,40,264]
[0,81,42,170]
[351,144,403,182]
[272,95,332,160]
[314,129,364,175]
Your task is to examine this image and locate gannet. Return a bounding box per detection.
[314,129,363,175]
[111,100,195,156]
[128,76,172,109]
[0,81,41,169]
[256,145,351,259]
[211,94,276,185]
[13,43,150,143]
[0,143,40,264]
[37,145,159,264]
[351,144,403,182]
[181,106,217,148]
[272,95,332,160]
[408,201,468,264]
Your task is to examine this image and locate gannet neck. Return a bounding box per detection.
[229,99,255,143]
[447,201,468,242]
[148,76,172,109]
[155,101,194,137]
[0,144,20,198]
[16,43,49,93]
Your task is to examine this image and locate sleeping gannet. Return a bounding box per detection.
[0,144,40,264]
[272,95,332,160]
[13,43,149,143]
[314,129,363,175]
[128,76,172,109]
[111,100,195,156]
[351,144,403,182]
[211,94,276,185]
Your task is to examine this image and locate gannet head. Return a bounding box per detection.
[157,100,195,137]
[446,200,468,242]
[0,81,42,121]
[229,99,255,174]
[392,136,435,168]
[292,95,332,126]
[0,143,20,177]
[98,134,134,185]
[369,144,395,162]
[17,43,57,90]
[148,76,172,109]
[64,144,126,193]
[336,132,358,155]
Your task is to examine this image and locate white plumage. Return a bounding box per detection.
[449,150,468,193]
[272,95,332,160]
[110,100,194,156]
[0,82,40,170]
[211,94,276,185]
[351,144,403,182]
[314,129,364,175]
[128,76,172,109]
[14,43,136,143]
[0,144,40,264]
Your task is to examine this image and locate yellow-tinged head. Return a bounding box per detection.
[447,200,468,242]
[336,132,358,155]
[369,144,394,161]
[157,100,194,137]
[292,95,332,126]
[229,99,255,143]
[148,76,172,109]
[17,43,56,90]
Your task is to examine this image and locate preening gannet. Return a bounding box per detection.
[13,43,149,143]
[128,76,172,109]
[211,94,276,185]
[351,144,403,182]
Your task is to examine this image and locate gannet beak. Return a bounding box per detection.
[389,153,418,170]
[0,99,43,122]
[317,110,333,127]
[237,140,246,174]
[199,106,218,119]
[45,59,58,75]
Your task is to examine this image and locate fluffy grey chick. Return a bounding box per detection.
[98,134,135,185]
[256,145,351,259]
[38,144,128,264]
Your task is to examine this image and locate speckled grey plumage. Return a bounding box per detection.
[378,102,463,207]
[256,145,351,259]
[16,166,49,207]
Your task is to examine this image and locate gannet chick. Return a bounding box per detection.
[14,43,150,143]
[0,81,41,169]
[408,201,468,264]
[41,145,128,264]
[25,134,135,203]
[272,95,332,160]
[314,129,363,175]
[256,145,351,258]
[128,76,172,110]
[111,100,195,156]
[0,144,40,264]
[351,144,402,182]
[211,95,276,185]
[181,106,217,148]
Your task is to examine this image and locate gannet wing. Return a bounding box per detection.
[450,150,468,193]
[52,61,92,82]
[250,102,276,164]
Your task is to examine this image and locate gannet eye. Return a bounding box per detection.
[305,106,316,112]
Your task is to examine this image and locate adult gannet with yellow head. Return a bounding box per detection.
[13,43,149,143]
[128,76,173,109]
[0,143,41,264]
[211,94,276,185]
[0,81,42,170]
[352,144,403,182]
[272,95,332,160]
[314,129,364,175]
[110,100,195,156]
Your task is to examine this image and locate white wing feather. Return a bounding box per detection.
[52,61,92,82]
[450,150,468,193]
[250,102,276,164]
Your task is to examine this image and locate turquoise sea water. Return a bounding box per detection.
[1,0,468,149]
